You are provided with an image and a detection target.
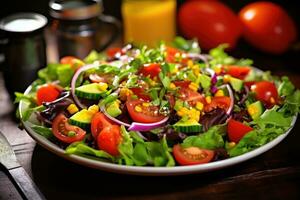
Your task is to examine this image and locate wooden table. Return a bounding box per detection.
[1,42,300,200]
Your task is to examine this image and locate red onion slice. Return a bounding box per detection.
[128,117,169,132]
[187,53,211,67]
[71,63,99,109]
[219,84,234,115]
[100,106,130,127]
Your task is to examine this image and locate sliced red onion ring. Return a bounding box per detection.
[205,68,217,83]
[128,117,169,132]
[219,84,234,115]
[71,63,99,109]
[100,106,130,127]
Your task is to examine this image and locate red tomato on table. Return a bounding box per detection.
[178,0,242,50]
[239,2,297,54]
[173,144,214,166]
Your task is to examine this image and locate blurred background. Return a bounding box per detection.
[0,0,299,73]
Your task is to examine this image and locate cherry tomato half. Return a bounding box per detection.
[239,2,297,54]
[97,125,122,156]
[225,65,251,80]
[139,63,161,78]
[173,144,215,166]
[251,81,279,107]
[52,113,86,143]
[36,84,60,105]
[204,96,231,113]
[227,119,253,143]
[131,87,151,101]
[106,47,124,59]
[91,112,114,139]
[126,99,165,123]
[60,56,84,70]
[178,0,242,50]
[174,81,205,106]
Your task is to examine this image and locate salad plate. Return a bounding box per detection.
[17,38,299,175]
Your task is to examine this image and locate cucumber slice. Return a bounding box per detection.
[229,77,244,92]
[247,101,264,120]
[75,83,107,100]
[173,119,202,133]
[69,109,94,129]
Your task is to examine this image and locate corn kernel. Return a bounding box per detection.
[247,106,257,116]
[135,105,142,112]
[169,83,176,89]
[177,107,189,117]
[88,105,99,114]
[193,68,200,76]
[67,104,79,114]
[214,65,222,74]
[228,142,236,148]
[223,75,231,83]
[120,88,132,101]
[205,96,212,104]
[215,90,224,97]
[98,82,108,91]
[196,102,204,111]
[187,60,194,68]
[270,97,275,104]
[142,102,150,107]
[188,82,199,91]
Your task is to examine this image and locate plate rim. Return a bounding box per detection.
[19,82,298,176]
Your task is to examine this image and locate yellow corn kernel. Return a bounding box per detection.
[135,105,142,112]
[120,88,132,101]
[215,90,224,97]
[196,102,204,111]
[187,60,194,68]
[169,83,176,89]
[214,65,222,74]
[247,106,257,116]
[177,107,189,117]
[149,79,157,86]
[98,82,108,91]
[270,97,275,104]
[142,102,150,107]
[193,68,200,76]
[188,82,199,91]
[223,75,231,83]
[205,96,212,104]
[88,105,99,114]
[67,104,79,114]
[228,142,236,148]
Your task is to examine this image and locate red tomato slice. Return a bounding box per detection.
[126,99,165,123]
[139,63,161,78]
[91,112,114,139]
[227,119,253,143]
[60,56,84,70]
[225,65,251,80]
[165,47,188,64]
[251,81,279,107]
[52,113,86,143]
[131,87,151,101]
[174,81,205,106]
[97,125,122,156]
[204,96,231,112]
[173,144,215,166]
[36,84,60,105]
[173,80,191,88]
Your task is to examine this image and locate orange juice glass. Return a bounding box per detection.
[122,0,176,47]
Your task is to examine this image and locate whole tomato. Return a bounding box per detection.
[239,2,297,54]
[178,0,242,50]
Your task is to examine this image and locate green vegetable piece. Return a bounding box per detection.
[229,77,243,92]
[106,100,122,117]
[247,101,264,120]
[75,83,107,100]
[56,65,74,87]
[31,125,54,139]
[69,109,94,129]
[173,119,202,133]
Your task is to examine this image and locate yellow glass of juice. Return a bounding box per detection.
[122,0,176,47]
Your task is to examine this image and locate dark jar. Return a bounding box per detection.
[49,0,121,60]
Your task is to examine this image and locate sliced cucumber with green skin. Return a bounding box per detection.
[69,109,94,129]
[75,83,107,100]
[247,101,264,120]
[173,119,202,133]
[229,77,244,92]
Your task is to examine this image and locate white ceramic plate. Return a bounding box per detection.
[19,85,297,176]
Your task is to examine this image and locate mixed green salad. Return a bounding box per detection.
[16,37,300,167]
